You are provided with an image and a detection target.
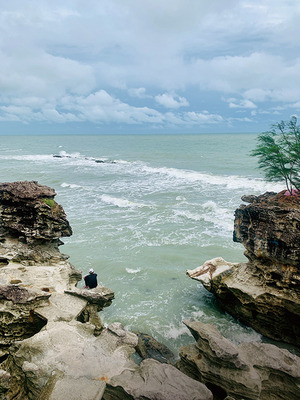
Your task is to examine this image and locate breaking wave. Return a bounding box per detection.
[100,194,150,209]
[61,182,82,189]
[0,149,284,193]
[125,268,141,274]
[140,164,283,192]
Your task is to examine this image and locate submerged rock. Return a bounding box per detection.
[177,321,300,400]
[187,191,300,346]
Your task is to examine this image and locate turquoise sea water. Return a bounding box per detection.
[0,134,283,354]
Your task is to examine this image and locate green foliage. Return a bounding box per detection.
[251,117,300,194]
[43,198,56,208]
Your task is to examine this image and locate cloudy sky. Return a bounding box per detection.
[0,0,299,134]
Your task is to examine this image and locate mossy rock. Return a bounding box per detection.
[42,198,56,208]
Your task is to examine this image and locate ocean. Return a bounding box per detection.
[0,134,283,354]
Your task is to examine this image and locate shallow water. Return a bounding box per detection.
[0,134,283,353]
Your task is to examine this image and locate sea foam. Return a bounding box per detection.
[140,164,283,192]
[100,194,150,209]
[126,268,141,274]
[61,182,82,189]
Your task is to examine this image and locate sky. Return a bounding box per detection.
[0,0,300,134]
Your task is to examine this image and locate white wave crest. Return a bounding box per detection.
[100,194,149,208]
[164,324,190,340]
[61,182,82,189]
[173,210,203,221]
[202,201,233,232]
[140,164,283,192]
[0,149,285,194]
[59,150,81,158]
[176,196,187,201]
[125,268,141,274]
[0,154,54,161]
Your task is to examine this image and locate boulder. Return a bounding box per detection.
[4,321,137,400]
[187,191,300,346]
[0,181,72,246]
[105,358,213,400]
[3,320,213,400]
[65,287,114,310]
[177,321,300,400]
[234,191,300,284]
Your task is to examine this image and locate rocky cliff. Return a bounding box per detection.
[177,321,300,400]
[0,181,213,400]
[187,190,300,346]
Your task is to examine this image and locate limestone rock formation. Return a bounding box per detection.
[0,181,72,243]
[235,191,300,289]
[0,181,213,400]
[133,331,176,364]
[187,191,300,346]
[0,181,72,264]
[177,321,300,400]
[105,358,213,400]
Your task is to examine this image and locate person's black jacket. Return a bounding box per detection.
[84,273,98,289]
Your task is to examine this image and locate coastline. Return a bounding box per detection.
[0,181,299,399]
[0,133,289,353]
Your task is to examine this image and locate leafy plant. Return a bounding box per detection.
[251,117,300,194]
[43,198,56,208]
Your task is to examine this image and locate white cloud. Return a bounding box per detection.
[184,111,223,124]
[0,89,225,127]
[155,93,189,109]
[0,49,95,98]
[0,0,300,131]
[291,102,300,110]
[128,88,149,98]
[227,99,257,109]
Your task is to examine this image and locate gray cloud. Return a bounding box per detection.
[0,0,299,131]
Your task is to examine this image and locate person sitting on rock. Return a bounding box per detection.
[84,268,98,289]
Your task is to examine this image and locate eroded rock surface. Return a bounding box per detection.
[0,181,72,265]
[187,191,300,346]
[235,191,300,289]
[177,321,300,400]
[0,181,72,244]
[105,358,213,400]
[0,181,212,400]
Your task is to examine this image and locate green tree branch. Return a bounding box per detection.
[251,117,300,194]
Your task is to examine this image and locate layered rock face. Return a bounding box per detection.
[187,191,300,346]
[0,181,213,400]
[177,321,300,400]
[0,180,72,264]
[234,191,300,291]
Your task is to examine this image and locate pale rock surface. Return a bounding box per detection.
[47,376,106,400]
[177,321,300,400]
[6,321,138,399]
[106,358,213,400]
